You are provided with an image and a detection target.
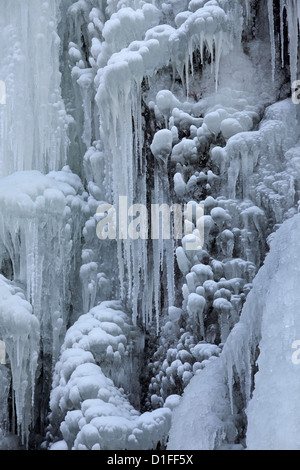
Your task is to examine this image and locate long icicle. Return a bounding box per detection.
[267,0,276,81]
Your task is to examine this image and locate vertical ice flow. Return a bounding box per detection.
[0,0,68,177]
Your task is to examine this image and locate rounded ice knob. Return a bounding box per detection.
[150,129,173,164]
[156,90,180,118]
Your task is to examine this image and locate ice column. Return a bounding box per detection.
[0,0,68,177]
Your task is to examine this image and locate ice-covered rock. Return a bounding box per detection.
[48,300,171,450]
[151,129,173,164]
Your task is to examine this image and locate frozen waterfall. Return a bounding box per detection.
[0,0,300,451]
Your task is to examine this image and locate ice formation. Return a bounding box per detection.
[0,169,86,359]
[48,301,171,450]
[168,213,300,450]
[0,275,39,446]
[0,0,68,177]
[91,0,252,325]
[269,0,300,84]
[0,168,87,444]
[0,0,300,451]
[246,214,300,450]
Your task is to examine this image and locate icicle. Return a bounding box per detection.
[199,32,204,65]
[298,1,300,36]
[167,239,175,311]
[153,168,161,332]
[189,38,194,78]
[185,54,190,98]
[214,32,223,91]
[0,366,10,431]
[286,0,299,84]
[244,0,250,24]
[132,239,140,326]
[280,0,285,68]
[268,0,276,81]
